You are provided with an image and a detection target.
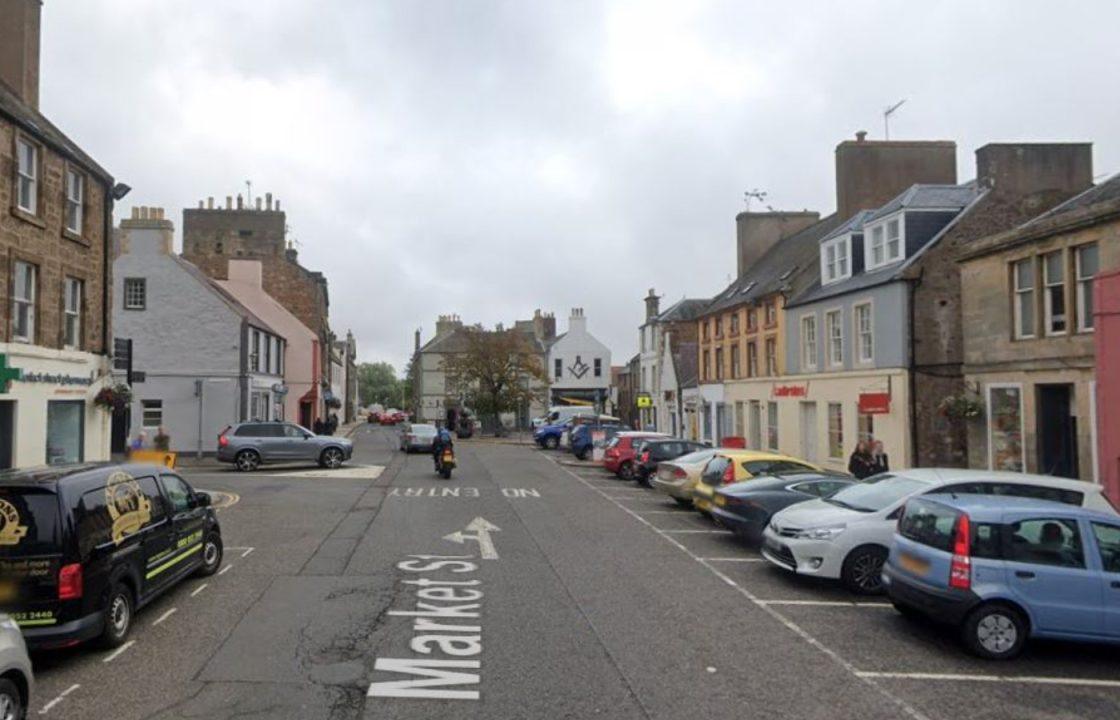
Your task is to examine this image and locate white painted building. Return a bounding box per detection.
[547,309,611,409]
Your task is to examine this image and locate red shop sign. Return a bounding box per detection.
[772,383,809,398]
[858,392,891,414]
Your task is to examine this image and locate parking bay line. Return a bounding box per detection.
[703,557,765,562]
[856,671,1120,689]
[551,456,933,720]
[191,583,209,597]
[758,599,893,608]
[38,684,80,715]
[152,608,177,626]
[102,640,136,663]
[219,564,233,576]
[660,529,734,535]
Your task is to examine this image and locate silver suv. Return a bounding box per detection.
[0,614,32,720]
[217,422,353,472]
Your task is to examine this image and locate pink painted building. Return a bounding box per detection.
[216,260,321,428]
[1096,267,1120,505]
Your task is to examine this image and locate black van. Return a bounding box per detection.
[0,463,223,650]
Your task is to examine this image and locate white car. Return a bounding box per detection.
[761,468,1117,594]
[0,614,32,720]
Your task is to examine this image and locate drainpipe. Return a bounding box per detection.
[907,269,923,467]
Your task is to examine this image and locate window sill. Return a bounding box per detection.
[62,228,91,247]
[10,205,46,229]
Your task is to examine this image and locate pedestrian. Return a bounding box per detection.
[129,431,148,452]
[870,440,889,475]
[328,412,339,435]
[313,418,324,435]
[848,440,873,479]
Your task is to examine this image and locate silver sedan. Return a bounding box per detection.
[401,423,439,453]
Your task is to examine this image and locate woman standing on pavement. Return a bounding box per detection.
[848,440,873,479]
[870,440,889,475]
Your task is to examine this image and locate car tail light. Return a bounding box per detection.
[218,426,231,447]
[59,563,83,600]
[949,513,972,590]
[721,463,736,485]
[673,467,687,479]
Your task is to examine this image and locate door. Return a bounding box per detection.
[282,424,318,461]
[1037,384,1078,478]
[158,473,208,579]
[134,475,175,598]
[1090,521,1120,637]
[110,407,130,455]
[748,401,761,450]
[299,402,312,430]
[0,401,13,469]
[734,402,745,438]
[800,402,818,463]
[1002,515,1103,636]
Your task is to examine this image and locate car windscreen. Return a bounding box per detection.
[825,475,930,513]
[742,459,816,475]
[0,487,61,558]
[411,425,437,436]
[675,449,715,465]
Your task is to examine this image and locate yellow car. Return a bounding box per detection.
[692,450,822,514]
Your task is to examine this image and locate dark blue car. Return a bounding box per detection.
[570,423,623,461]
[711,472,855,543]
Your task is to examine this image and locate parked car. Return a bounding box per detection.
[651,448,721,506]
[632,439,709,486]
[693,450,822,514]
[570,423,624,461]
[533,420,571,450]
[711,472,857,543]
[218,421,354,471]
[0,613,32,719]
[884,494,1120,660]
[762,468,1117,595]
[603,432,669,480]
[0,463,223,651]
[401,423,439,453]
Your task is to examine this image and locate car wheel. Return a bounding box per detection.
[618,462,634,481]
[575,448,588,461]
[196,532,224,577]
[0,678,22,720]
[235,450,260,472]
[544,436,559,450]
[673,497,692,508]
[320,447,345,469]
[962,603,1028,660]
[100,582,134,648]
[840,545,889,595]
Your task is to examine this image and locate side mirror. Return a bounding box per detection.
[195,492,212,508]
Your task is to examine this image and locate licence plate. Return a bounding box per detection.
[899,551,930,576]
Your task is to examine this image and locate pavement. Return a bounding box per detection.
[26,425,1120,719]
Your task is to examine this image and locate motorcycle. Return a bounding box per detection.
[436,448,456,479]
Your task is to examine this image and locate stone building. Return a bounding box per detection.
[0,0,122,468]
[637,289,707,432]
[113,209,286,455]
[180,192,332,423]
[960,173,1119,482]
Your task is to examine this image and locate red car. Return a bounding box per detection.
[602,431,669,480]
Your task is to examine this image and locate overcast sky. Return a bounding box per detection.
[39,0,1120,373]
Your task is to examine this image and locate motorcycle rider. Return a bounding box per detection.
[432,422,454,471]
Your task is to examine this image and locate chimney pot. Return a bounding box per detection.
[131,207,139,219]
[276,199,281,210]
[207,196,214,209]
[226,196,232,210]
[198,200,204,209]
[237,194,244,209]
[255,198,262,210]
[856,130,868,142]
[266,192,273,210]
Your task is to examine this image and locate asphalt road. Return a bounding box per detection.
[27,425,1120,719]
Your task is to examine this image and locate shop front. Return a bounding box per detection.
[0,346,111,469]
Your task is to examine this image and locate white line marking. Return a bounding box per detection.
[703,557,765,562]
[635,510,693,515]
[757,600,893,608]
[191,583,209,597]
[38,684,80,714]
[857,671,1120,688]
[152,608,177,626]
[551,457,932,720]
[102,640,135,663]
[240,547,255,558]
[661,529,734,535]
[225,546,252,550]
[219,564,233,576]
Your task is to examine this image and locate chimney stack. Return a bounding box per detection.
[207,196,214,209]
[975,143,1093,200]
[835,136,957,219]
[255,197,262,210]
[0,0,42,109]
[644,288,661,320]
[735,211,820,278]
[414,329,421,353]
[120,206,175,254]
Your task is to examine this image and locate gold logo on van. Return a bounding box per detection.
[106,472,151,545]
[0,499,28,546]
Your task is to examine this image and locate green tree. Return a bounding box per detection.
[357,362,405,407]
[441,328,549,434]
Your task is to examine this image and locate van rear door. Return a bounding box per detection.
[0,486,64,628]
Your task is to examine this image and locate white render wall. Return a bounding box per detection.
[548,310,611,395]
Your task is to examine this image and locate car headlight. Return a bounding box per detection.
[793,525,847,540]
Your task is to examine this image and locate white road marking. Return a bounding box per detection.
[271,465,385,480]
[635,510,692,515]
[240,547,255,558]
[857,671,1120,688]
[703,557,765,562]
[706,666,717,673]
[219,564,233,576]
[191,583,209,597]
[38,684,80,715]
[758,600,893,608]
[102,640,135,663]
[660,529,734,535]
[152,608,178,626]
[551,457,933,720]
[444,517,501,560]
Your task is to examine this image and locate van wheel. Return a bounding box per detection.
[320,447,344,469]
[841,545,888,595]
[196,532,224,577]
[544,436,559,450]
[235,450,260,472]
[963,603,1027,660]
[0,678,23,720]
[100,582,134,649]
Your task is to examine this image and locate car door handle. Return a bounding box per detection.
[1015,571,1036,579]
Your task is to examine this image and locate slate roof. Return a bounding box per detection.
[173,256,281,336]
[656,298,710,324]
[864,183,977,223]
[703,213,846,316]
[1021,173,1120,227]
[419,323,549,355]
[0,82,112,183]
[673,341,700,389]
[818,210,875,244]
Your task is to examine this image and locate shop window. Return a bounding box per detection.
[46,400,84,465]
[827,403,844,459]
[141,400,163,429]
[987,385,1024,472]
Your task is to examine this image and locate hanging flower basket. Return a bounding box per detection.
[938,393,984,420]
[93,384,133,413]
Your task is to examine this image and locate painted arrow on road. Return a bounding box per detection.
[444,517,501,560]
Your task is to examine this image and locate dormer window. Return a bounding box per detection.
[866,215,904,270]
[820,235,851,284]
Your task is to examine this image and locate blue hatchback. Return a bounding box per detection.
[883,493,1120,659]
